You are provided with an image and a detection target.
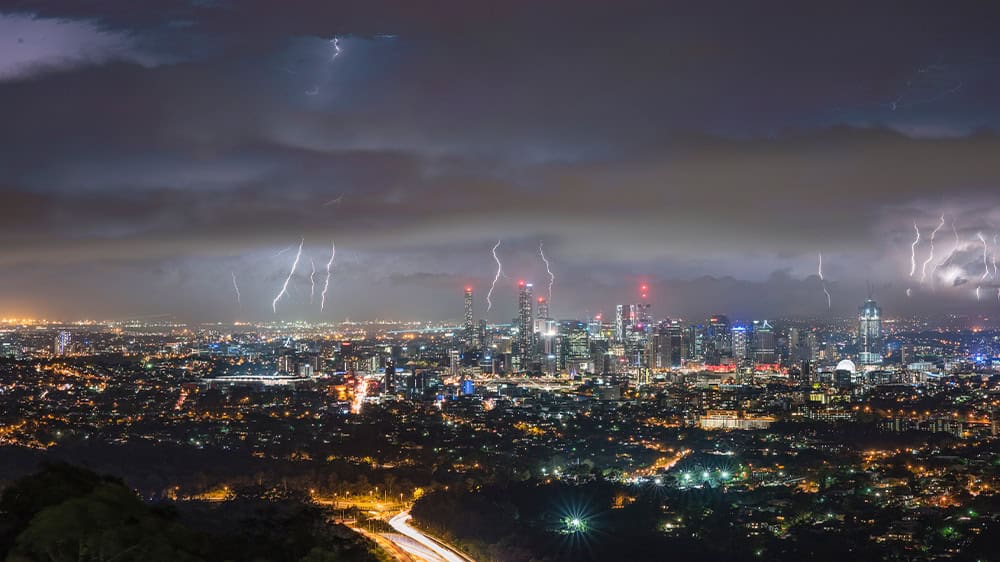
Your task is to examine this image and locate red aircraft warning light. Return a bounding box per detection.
[518,279,526,287]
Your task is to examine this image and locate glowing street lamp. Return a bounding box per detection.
[564,516,588,533]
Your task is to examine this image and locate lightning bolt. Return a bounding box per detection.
[323,194,344,207]
[817,252,832,308]
[308,258,317,303]
[909,222,921,277]
[331,36,341,60]
[231,272,241,305]
[320,240,336,312]
[975,286,981,301]
[978,232,990,281]
[906,288,913,298]
[306,36,343,96]
[920,215,945,283]
[272,238,304,313]
[539,241,555,304]
[993,233,998,279]
[486,240,504,312]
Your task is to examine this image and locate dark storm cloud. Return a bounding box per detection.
[1,1,1000,320]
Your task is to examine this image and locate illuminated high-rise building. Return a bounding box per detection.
[705,315,730,364]
[858,298,883,366]
[588,314,605,341]
[463,286,474,345]
[686,324,704,361]
[537,297,550,320]
[385,357,396,392]
[517,281,534,369]
[559,320,590,374]
[751,320,775,364]
[731,324,748,361]
[650,322,681,369]
[53,331,71,356]
[615,305,626,343]
[478,319,489,349]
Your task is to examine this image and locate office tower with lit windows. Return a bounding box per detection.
[615,305,626,342]
[650,327,671,369]
[385,357,396,393]
[664,319,683,367]
[463,286,474,346]
[478,319,489,350]
[731,324,748,362]
[686,324,704,361]
[705,315,730,364]
[751,320,776,364]
[517,281,535,369]
[537,297,550,320]
[559,320,590,374]
[53,331,71,356]
[588,314,605,341]
[858,297,883,366]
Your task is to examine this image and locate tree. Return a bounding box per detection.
[7,483,201,562]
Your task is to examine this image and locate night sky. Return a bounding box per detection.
[2,1,1000,322]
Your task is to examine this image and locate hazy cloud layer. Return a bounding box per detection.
[1,1,999,321]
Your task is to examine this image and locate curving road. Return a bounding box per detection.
[386,512,474,562]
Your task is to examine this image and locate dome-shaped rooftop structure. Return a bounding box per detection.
[835,359,856,373]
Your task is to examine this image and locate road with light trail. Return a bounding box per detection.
[386,512,474,562]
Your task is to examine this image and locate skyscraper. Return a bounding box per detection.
[53,331,71,356]
[731,324,748,362]
[384,357,396,393]
[517,281,534,370]
[559,320,590,374]
[537,297,550,320]
[615,305,625,343]
[858,297,883,366]
[463,286,474,346]
[751,320,775,364]
[706,315,731,364]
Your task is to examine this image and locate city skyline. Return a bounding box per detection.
[4,4,1000,561]
[2,2,1000,321]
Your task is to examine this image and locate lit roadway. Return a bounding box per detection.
[386,512,474,562]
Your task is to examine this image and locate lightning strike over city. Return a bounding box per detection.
[320,240,336,312]
[309,258,317,304]
[920,215,945,283]
[272,237,304,313]
[486,239,503,313]
[231,272,241,305]
[817,252,832,308]
[539,241,555,304]
[978,232,990,281]
[5,3,1000,562]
